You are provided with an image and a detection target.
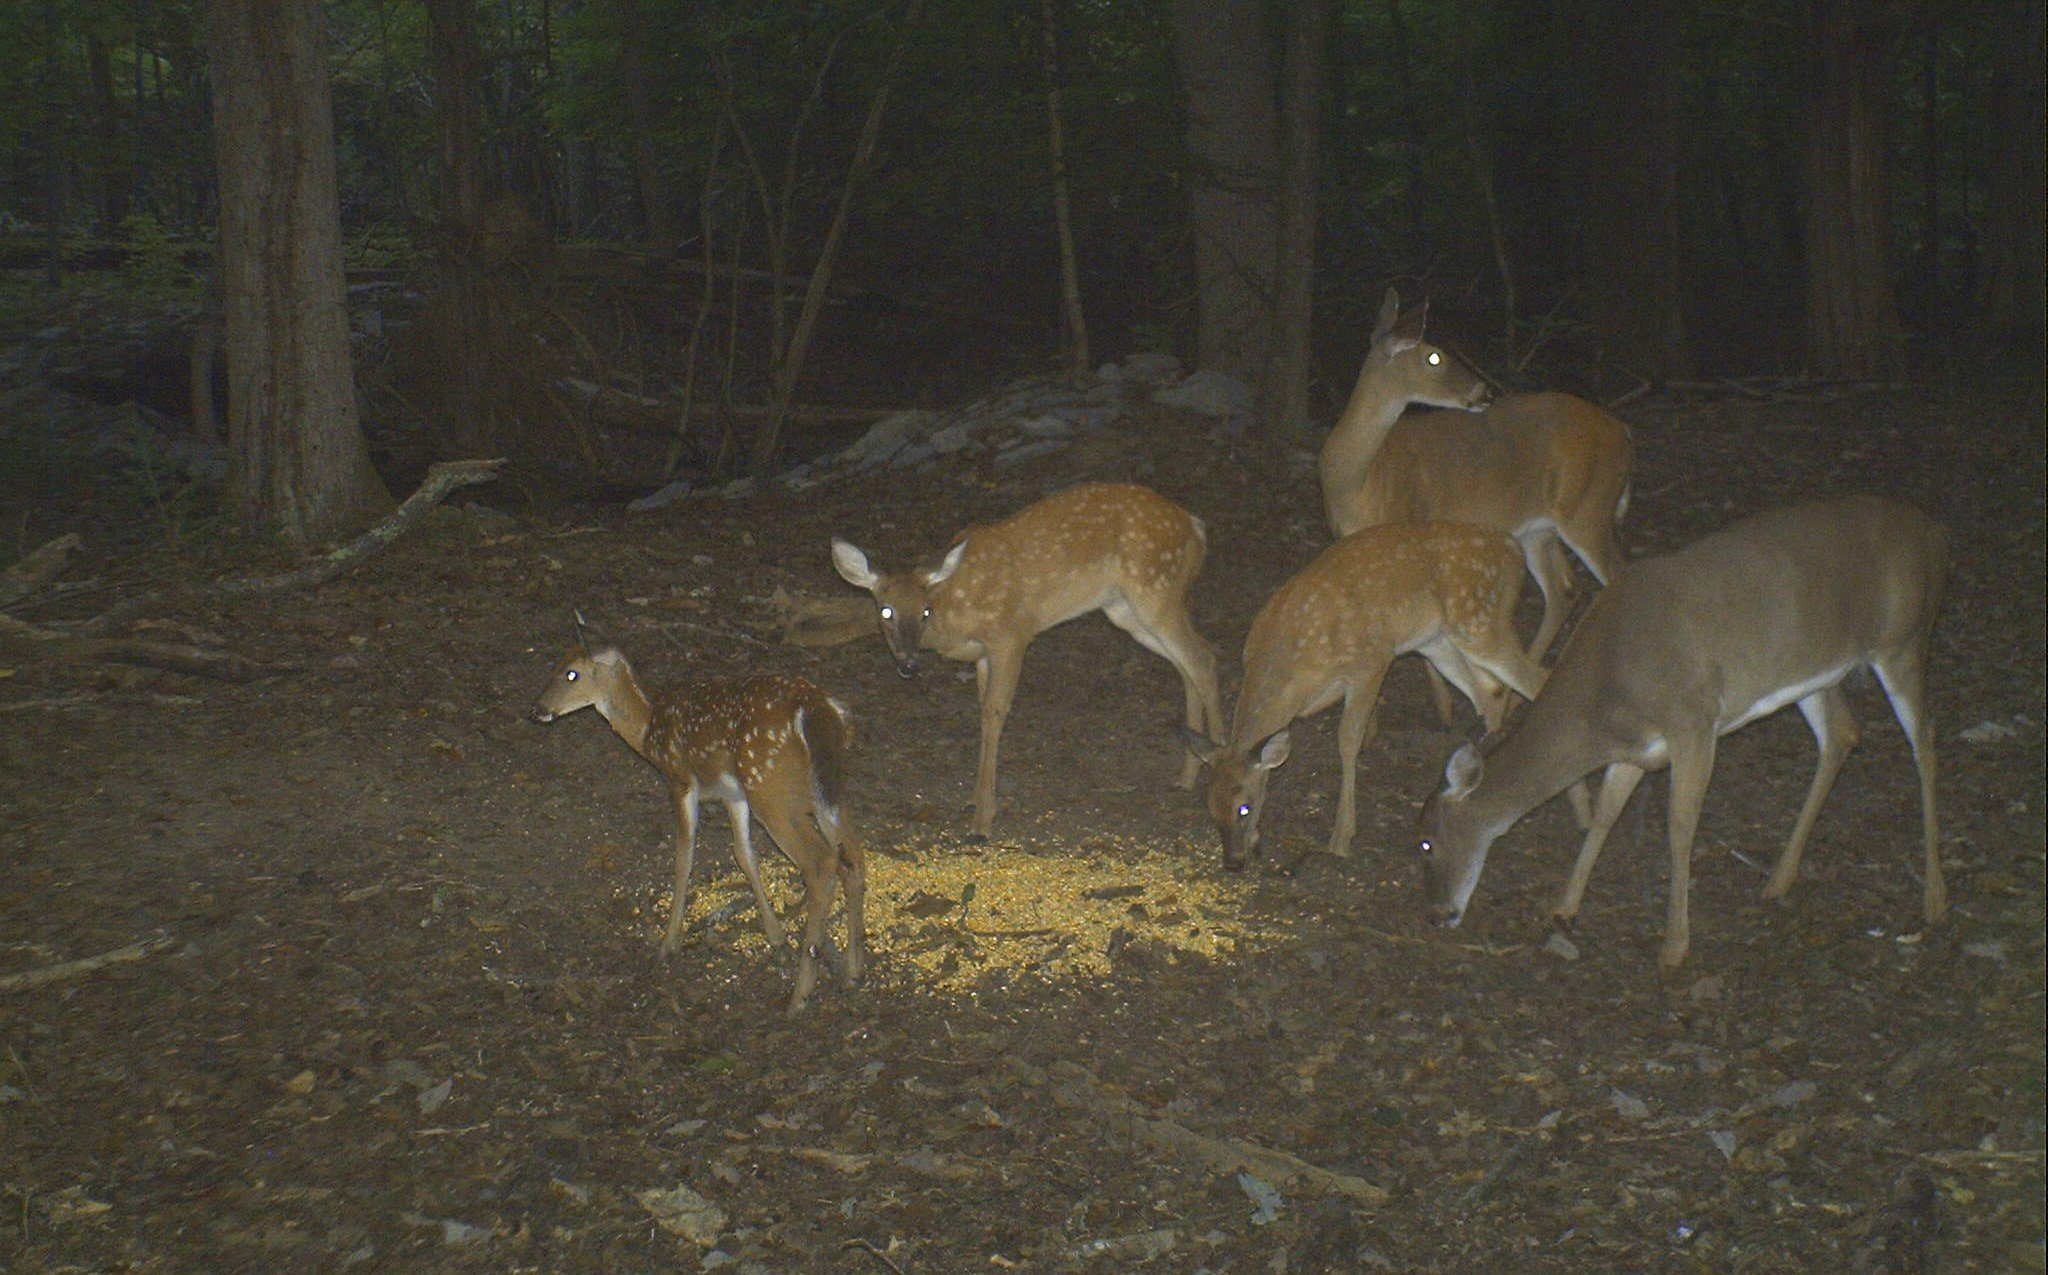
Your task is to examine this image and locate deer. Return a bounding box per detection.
[528,624,865,1013]
[1183,521,1556,869]
[1319,288,1634,722]
[1418,494,1951,970]
[831,481,1226,839]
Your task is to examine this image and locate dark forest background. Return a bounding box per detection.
[0,0,2041,541]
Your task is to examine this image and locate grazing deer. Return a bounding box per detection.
[832,482,1225,839]
[1419,495,1951,969]
[1320,289,1634,718]
[1184,521,1552,868]
[529,631,865,1013]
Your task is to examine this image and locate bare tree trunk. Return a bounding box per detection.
[424,0,496,456]
[751,0,924,474]
[1264,0,1326,439]
[88,33,132,233]
[1041,0,1090,372]
[1171,0,1280,382]
[208,0,392,541]
[1462,75,1516,359]
[1578,0,1688,380]
[1975,0,2045,344]
[621,0,675,249]
[1802,0,1903,378]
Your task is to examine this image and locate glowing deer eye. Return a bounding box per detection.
[921,607,931,619]
[1236,803,1251,819]
[879,606,895,620]
[566,670,578,682]
[1418,839,1432,857]
[1427,351,1441,366]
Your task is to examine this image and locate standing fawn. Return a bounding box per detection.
[832,482,1225,839]
[1419,495,1951,969]
[1320,289,1634,719]
[1185,522,1551,868]
[529,635,865,1013]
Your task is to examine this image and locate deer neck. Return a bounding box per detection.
[1318,359,1406,520]
[1473,694,1610,830]
[594,673,659,759]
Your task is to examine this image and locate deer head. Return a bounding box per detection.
[830,537,968,678]
[1184,729,1292,871]
[530,645,632,723]
[1418,742,1496,926]
[1365,289,1493,413]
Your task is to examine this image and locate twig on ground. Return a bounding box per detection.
[0,932,176,994]
[842,1237,910,1274]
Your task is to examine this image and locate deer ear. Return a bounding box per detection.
[588,646,626,668]
[1255,731,1292,770]
[1372,288,1401,340]
[831,539,880,590]
[1443,743,1484,797]
[923,539,967,587]
[1390,299,1428,348]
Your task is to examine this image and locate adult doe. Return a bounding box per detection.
[1419,495,1950,969]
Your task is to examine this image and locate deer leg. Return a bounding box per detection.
[761,809,837,1014]
[1102,593,1224,787]
[970,646,1025,838]
[1422,664,1458,729]
[1658,737,1717,969]
[1763,685,1860,902]
[723,795,786,949]
[661,786,702,956]
[1555,762,1646,927]
[1329,672,1385,858]
[1521,534,1576,662]
[837,834,867,988]
[1873,649,1946,925]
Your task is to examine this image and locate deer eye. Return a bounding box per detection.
[566,669,579,682]
[880,606,895,620]
[1236,803,1251,819]
[1418,838,1432,857]
[921,607,931,620]
[1427,351,1441,366]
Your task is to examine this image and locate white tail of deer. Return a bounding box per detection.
[530,638,865,1013]
[1419,495,1950,969]
[1184,521,1551,868]
[1320,289,1634,671]
[832,482,1225,838]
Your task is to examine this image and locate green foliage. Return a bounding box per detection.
[117,214,193,305]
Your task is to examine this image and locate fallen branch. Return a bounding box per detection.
[210,457,510,599]
[1027,1058,1387,1205]
[1,612,298,683]
[0,534,83,609]
[0,932,176,994]
[768,587,875,647]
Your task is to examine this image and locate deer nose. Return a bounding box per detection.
[894,656,920,678]
[1433,906,1463,928]
[527,706,556,724]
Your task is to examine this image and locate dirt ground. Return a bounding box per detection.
[2,361,2043,1273]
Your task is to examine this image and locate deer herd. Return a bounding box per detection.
[531,289,1953,1012]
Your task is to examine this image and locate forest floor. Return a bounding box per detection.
[2,357,2043,1273]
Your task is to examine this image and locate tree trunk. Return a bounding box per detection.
[1041,0,1090,372]
[1171,0,1280,382]
[621,0,676,249]
[1264,0,1326,438]
[88,34,132,233]
[208,0,392,541]
[1577,0,1688,381]
[1802,0,1902,378]
[1974,0,2045,344]
[424,0,495,456]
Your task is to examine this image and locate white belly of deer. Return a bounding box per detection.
[1724,662,1856,734]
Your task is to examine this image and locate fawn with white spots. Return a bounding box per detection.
[529,631,864,1013]
[1320,289,1634,720]
[1420,495,1951,970]
[1185,521,1555,869]
[832,482,1225,839]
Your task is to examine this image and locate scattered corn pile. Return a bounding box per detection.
[623,827,1292,992]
